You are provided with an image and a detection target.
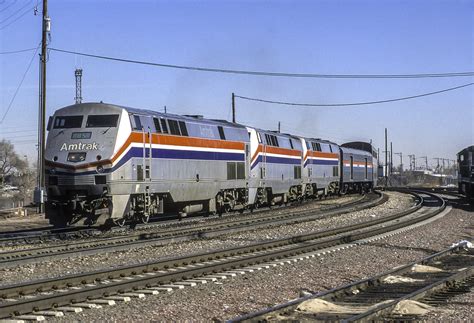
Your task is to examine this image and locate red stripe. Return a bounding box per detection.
[251,145,302,163]
[304,151,339,161]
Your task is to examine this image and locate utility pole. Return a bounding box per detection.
[74,68,82,104]
[408,154,415,171]
[441,158,447,185]
[231,92,236,123]
[390,142,393,174]
[377,148,380,177]
[164,105,167,114]
[35,0,49,213]
[433,158,441,173]
[394,152,403,172]
[419,156,428,170]
[278,121,281,133]
[384,128,388,181]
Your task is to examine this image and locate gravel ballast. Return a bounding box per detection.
[47,194,473,321]
[0,192,412,286]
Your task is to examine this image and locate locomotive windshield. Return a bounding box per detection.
[86,114,119,128]
[53,116,83,129]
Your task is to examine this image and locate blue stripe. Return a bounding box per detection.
[151,148,244,161]
[251,155,301,170]
[304,159,339,167]
[47,147,244,176]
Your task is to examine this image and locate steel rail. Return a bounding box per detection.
[0,193,386,267]
[230,193,464,323]
[344,265,474,322]
[231,244,471,322]
[0,193,372,245]
[0,191,440,318]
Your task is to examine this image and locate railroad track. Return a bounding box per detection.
[0,192,386,267]
[0,193,372,246]
[0,190,445,320]
[233,241,473,322]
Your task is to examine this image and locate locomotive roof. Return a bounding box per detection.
[251,128,302,141]
[340,146,373,157]
[457,145,474,155]
[303,137,339,146]
[341,141,374,153]
[123,105,251,129]
[56,102,249,130]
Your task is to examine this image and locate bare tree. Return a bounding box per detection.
[0,140,27,186]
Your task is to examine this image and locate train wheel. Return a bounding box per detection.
[141,214,150,224]
[114,218,126,227]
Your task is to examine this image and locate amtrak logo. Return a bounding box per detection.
[60,142,99,151]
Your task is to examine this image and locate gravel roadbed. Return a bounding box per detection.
[46,195,472,322]
[0,195,359,252]
[0,192,410,286]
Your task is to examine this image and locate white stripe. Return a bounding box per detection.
[307,156,339,161]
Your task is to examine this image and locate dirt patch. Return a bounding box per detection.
[383,275,424,284]
[411,264,444,273]
[297,299,361,314]
[0,214,48,232]
[392,300,432,315]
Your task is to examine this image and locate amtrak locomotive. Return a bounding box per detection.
[45,102,377,227]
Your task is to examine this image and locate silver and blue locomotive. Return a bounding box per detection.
[44,102,377,227]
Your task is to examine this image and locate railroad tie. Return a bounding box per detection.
[149,286,173,292]
[135,289,159,295]
[185,279,208,284]
[89,299,116,306]
[226,270,247,275]
[198,277,219,282]
[14,315,45,321]
[204,275,228,280]
[160,284,185,289]
[55,306,83,313]
[70,303,102,309]
[120,292,146,298]
[175,281,197,287]
[32,311,64,317]
[104,296,132,302]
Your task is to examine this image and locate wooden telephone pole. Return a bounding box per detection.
[231,93,236,123]
[35,0,49,212]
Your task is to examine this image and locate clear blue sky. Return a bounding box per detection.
[1,0,472,168]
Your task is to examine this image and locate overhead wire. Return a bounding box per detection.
[0,42,40,124]
[0,129,37,135]
[0,3,37,30]
[0,0,18,14]
[0,0,32,24]
[235,82,474,107]
[49,47,474,79]
[0,47,37,54]
[1,134,37,139]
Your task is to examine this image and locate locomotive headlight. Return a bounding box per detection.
[96,165,104,173]
[50,168,56,174]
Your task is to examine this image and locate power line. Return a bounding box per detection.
[0,0,32,24]
[0,134,37,139]
[235,82,474,107]
[0,129,37,134]
[0,0,18,14]
[0,2,37,30]
[0,43,40,124]
[0,47,37,54]
[49,47,474,79]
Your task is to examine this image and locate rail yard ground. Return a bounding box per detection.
[0,215,48,232]
[0,191,472,321]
